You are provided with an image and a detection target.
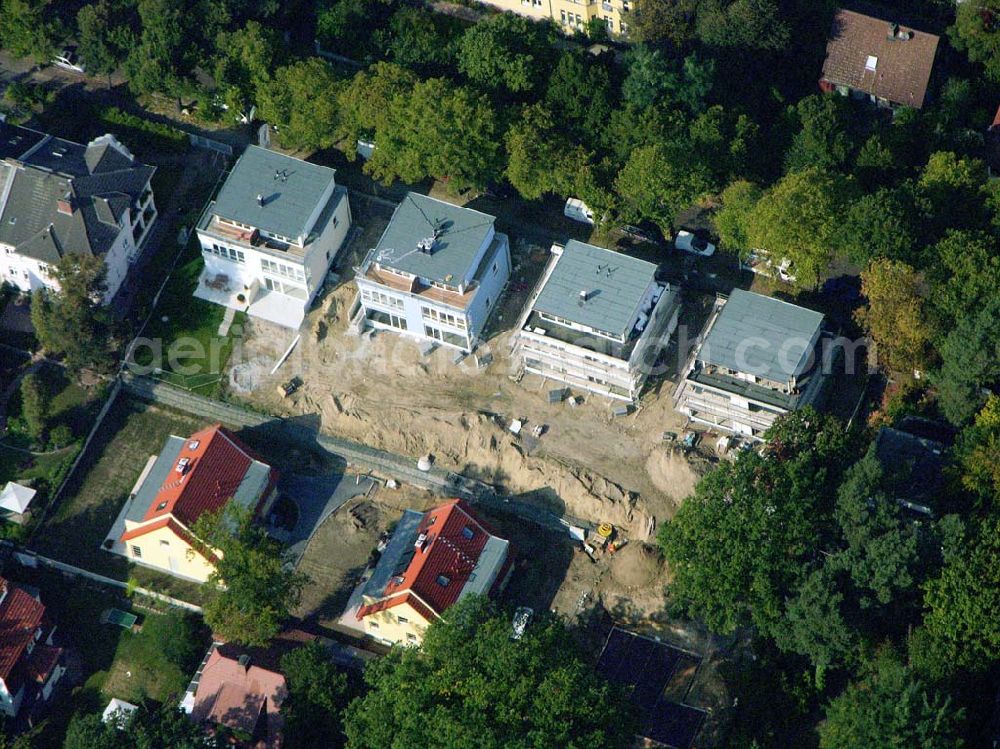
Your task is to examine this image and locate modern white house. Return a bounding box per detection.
[354,192,510,351]
[0,122,157,302]
[673,289,830,440]
[510,240,681,402]
[194,146,351,329]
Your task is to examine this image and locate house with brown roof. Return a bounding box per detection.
[0,577,65,720]
[820,9,939,109]
[183,643,288,748]
[111,424,278,583]
[355,499,512,646]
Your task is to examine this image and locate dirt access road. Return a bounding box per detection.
[229,199,716,541]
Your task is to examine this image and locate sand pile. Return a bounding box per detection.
[646,449,701,504]
[610,542,664,589]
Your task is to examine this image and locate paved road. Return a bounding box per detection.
[276,472,376,560]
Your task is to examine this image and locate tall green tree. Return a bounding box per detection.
[280,640,349,749]
[456,13,553,95]
[64,704,223,748]
[925,230,1000,330]
[193,505,307,647]
[334,62,417,157]
[77,0,122,84]
[784,94,856,174]
[952,0,1000,81]
[30,254,113,373]
[213,21,282,118]
[818,649,965,749]
[257,58,341,150]
[953,395,1000,502]
[344,596,636,749]
[0,0,59,61]
[614,142,713,231]
[854,259,933,374]
[544,50,613,148]
[123,0,193,96]
[745,167,848,288]
[506,104,593,200]
[18,372,49,443]
[835,188,916,265]
[714,179,761,255]
[695,0,790,51]
[932,296,1000,425]
[628,0,697,47]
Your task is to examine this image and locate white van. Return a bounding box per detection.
[563,198,595,225]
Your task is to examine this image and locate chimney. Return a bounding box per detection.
[237,654,251,669]
[256,194,264,206]
[57,194,74,215]
[579,289,591,303]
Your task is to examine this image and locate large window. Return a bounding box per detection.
[362,287,404,310]
[424,325,467,348]
[370,309,408,330]
[261,258,305,283]
[207,243,245,263]
[421,306,467,330]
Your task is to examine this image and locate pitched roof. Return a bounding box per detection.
[531,240,658,339]
[191,648,286,747]
[0,578,46,684]
[699,289,824,384]
[121,425,276,544]
[821,9,939,108]
[211,146,336,241]
[25,644,62,684]
[0,127,154,263]
[358,499,509,619]
[0,482,36,514]
[373,193,496,285]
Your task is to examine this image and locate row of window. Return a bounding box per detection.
[558,9,627,30]
[261,258,305,283]
[207,243,246,263]
[362,287,404,310]
[367,621,418,642]
[421,306,467,330]
[369,309,408,331]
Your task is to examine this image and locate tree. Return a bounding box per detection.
[854,259,933,374]
[952,0,1000,81]
[64,704,223,749]
[614,143,713,232]
[456,13,553,94]
[658,409,853,637]
[818,649,965,749]
[696,0,790,51]
[932,296,1000,425]
[622,45,676,110]
[379,7,461,73]
[835,188,916,265]
[713,179,761,255]
[18,373,49,443]
[505,104,593,200]
[784,94,856,174]
[280,640,349,748]
[123,0,193,96]
[744,167,848,288]
[257,58,341,150]
[953,395,1000,501]
[544,50,613,148]
[365,77,501,191]
[193,505,307,646]
[335,62,418,157]
[315,0,393,60]
[344,596,637,749]
[0,0,59,61]
[213,21,282,118]
[77,0,122,84]
[925,230,1000,330]
[917,151,987,234]
[30,254,113,373]
[628,0,697,47]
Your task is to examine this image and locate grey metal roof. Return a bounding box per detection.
[362,509,424,599]
[458,536,510,601]
[211,146,336,240]
[532,240,657,338]
[128,437,186,523]
[373,193,495,284]
[701,289,824,383]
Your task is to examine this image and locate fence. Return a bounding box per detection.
[188,133,234,156]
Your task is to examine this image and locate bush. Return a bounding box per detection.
[99,107,188,153]
[48,424,73,448]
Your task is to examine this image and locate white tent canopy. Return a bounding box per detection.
[102,698,138,726]
[0,482,36,514]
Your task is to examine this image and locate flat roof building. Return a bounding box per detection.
[195,146,352,329]
[674,289,830,439]
[354,193,511,351]
[511,241,681,402]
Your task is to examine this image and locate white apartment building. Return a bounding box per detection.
[194,146,351,329]
[354,192,511,351]
[0,123,156,302]
[673,289,830,440]
[510,240,681,402]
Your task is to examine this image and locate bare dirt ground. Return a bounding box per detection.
[228,198,718,542]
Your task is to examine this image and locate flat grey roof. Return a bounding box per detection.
[373,193,494,284]
[532,240,657,338]
[128,436,185,523]
[701,289,824,382]
[458,536,509,600]
[362,509,424,598]
[212,146,336,240]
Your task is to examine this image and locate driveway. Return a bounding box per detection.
[277,473,376,560]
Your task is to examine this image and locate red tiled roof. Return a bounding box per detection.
[359,500,506,619]
[142,425,267,526]
[0,578,45,684]
[25,644,62,684]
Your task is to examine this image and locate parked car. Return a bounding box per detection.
[511,606,533,640]
[564,198,595,225]
[674,230,716,257]
[52,48,85,74]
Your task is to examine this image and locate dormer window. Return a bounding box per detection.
[462,526,475,540]
[436,575,451,587]
[176,457,190,474]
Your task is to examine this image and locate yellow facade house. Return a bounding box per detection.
[356,499,513,646]
[479,0,633,36]
[116,425,278,583]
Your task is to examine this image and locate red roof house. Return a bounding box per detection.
[0,577,65,720]
[356,499,512,645]
[117,425,278,582]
